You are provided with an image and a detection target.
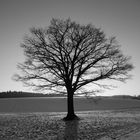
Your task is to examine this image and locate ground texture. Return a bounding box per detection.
[0,109,140,140]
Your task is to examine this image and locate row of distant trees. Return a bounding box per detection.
[0,91,65,98]
[0,91,140,99]
[112,95,140,100]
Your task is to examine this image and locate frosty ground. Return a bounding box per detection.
[0,97,140,139]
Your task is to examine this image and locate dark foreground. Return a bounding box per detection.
[0,109,140,140]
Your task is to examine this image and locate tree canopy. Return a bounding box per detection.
[14,18,133,96]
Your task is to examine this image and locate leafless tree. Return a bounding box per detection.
[14,18,133,120]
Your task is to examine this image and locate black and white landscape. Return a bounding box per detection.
[0,0,140,139]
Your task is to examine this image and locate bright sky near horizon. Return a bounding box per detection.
[0,0,140,96]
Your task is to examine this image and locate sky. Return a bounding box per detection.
[0,0,140,96]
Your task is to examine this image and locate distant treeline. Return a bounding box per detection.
[0,91,66,98]
[0,91,140,100]
[111,95,140,100]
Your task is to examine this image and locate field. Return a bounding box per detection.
[0,97,140,139]
[1,97,140,113]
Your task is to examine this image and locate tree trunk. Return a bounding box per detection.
[63,88,79,121]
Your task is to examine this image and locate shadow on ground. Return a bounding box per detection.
[64,120,79,140]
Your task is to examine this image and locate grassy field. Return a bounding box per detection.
[0,110,140,139]
[0,97,140,139]
[0,97,140,113]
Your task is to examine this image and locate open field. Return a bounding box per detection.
[0,97,140,139]
[0,97,140,113]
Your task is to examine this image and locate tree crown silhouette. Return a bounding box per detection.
[14,18,133,120]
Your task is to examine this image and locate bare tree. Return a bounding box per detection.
[14,18,133,120]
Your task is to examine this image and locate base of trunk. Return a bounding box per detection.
[63,113,80,121]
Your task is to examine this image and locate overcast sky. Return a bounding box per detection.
[0,0,140,96]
